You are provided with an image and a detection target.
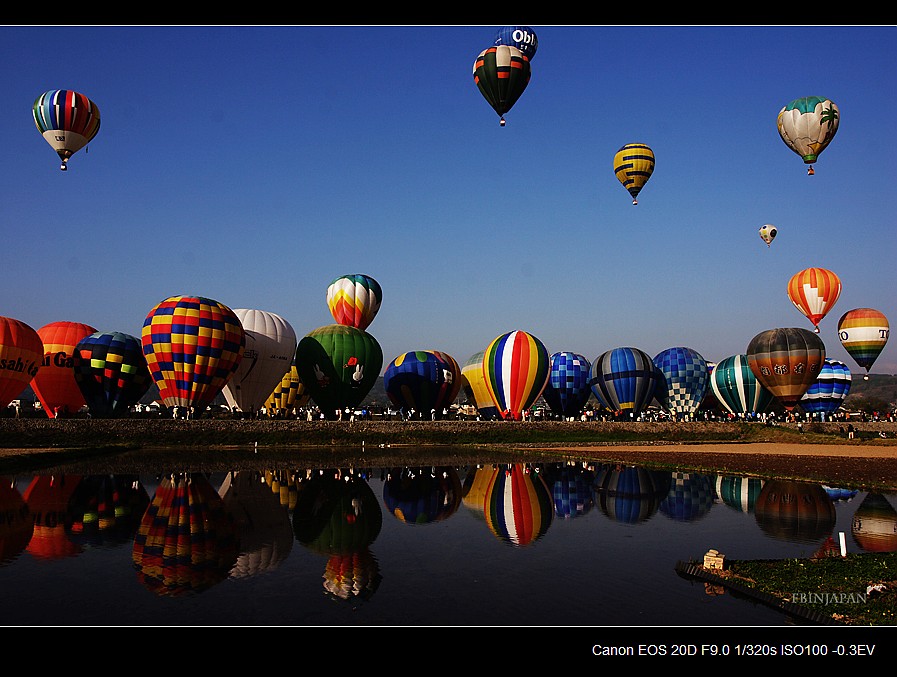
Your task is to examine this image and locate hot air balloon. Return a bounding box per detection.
[746,327,825,411]
[383,466,462,525]
[482,330,550,420]
[72,331,152,418]
[593,464,671,524]
[31,320,97,418]
[482,464,552,546]
[326,274,382,331]
[221,309,297,415]
[264,361,309,415]
[709,354,775,417]
[493,25,538,60]
[777,96,839,175]
[32,89,101,171]
[589,346,660,418]
[294,324,382,419]
[759,224,777,247]
[132,473,238,596]
[23,474,83,559]
[141,295,245,413]
[652,347,709,421]
[799,359,851,416]
[542,352,592,419]
[754,480,836,544]
[549,464,595,519]
[0,317,42,410]
[473,44,531,126]
[383,350,462,419]
[461,465,495,518]
[613,143,654,205]
[837,308,889,380]
[787,267,841,332]
[460,350,499,420]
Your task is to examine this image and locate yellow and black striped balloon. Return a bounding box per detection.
[613,143,655,205]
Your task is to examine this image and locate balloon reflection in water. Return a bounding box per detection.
[68,475,149,546]
[593,465,671,524]
[546,463,595,519]
[132,473,238,596]
[483,464,552,546]
[851,493,897,553]
[461,466,494,520]
[292,470,383,604]
[23,474,83,559]
[0,477,33,564]
[754,480,836,544]
[264,470,300,513]
[383,467,462,525]
[659,472,716,522]
[219,471,293,579]
[715,475,765,513]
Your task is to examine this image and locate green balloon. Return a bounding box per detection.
[295,324,382,419]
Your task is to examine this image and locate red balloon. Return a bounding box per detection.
[31,320,97,418]
[0,316,43,409]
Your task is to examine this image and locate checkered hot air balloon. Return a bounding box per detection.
[542,352,592,418]
[72,331,152,418]
[141,296,245,412]
[652,347,709,421]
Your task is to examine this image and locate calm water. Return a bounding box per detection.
[1,447,894,635]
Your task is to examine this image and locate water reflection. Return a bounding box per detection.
[1,458,895,626]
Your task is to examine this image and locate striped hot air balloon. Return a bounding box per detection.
[799,359,851,415]
[32,89,101,171]
[483,464,552,546]
[709,354,774,417]
[746,327,826,411]
[460,350,500,420]
[787,267,841,333]
[837,308,889,380]
[326,274,382,331]
[589,346,660,418]
[482,330,550,420]
[613,143,655,205]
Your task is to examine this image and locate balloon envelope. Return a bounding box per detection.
[493,26,538,60]
[0,317,43,409]
[221,309,296,414]
[483,330,550,420]
[709,354,774,416]
[473,45,531,126]
[593,464,671,524]
[294,324,383,419]
[777,96,839,174]
[787,267,841,332]
[32,89,101,170]
[652,347,709,419]
[383,467,462,525]
[326,274,382,331]
[31,320,98,417]
[746,327,826,411]
[755,480,836,543]
[141,295,245,411]
[264,362,309,414]
[613,143,654,205]
[483,465,552,546]
[589,346,660,417]
[759,224,777,247]
[383,350,461,418]
[542,352,592,418]
[837,308,889,379]
[799,359,851,414]
[72,331,152,418]
[460,350,499,420]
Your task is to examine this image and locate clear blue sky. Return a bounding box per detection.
[3,25,895,376]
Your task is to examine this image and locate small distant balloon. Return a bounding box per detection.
[613,143,654,205]
[759,224,777,247]
[837,308,889,380]
[493,26,538,60]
